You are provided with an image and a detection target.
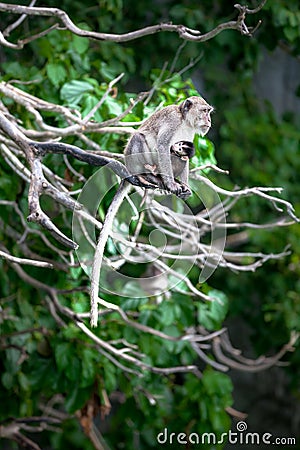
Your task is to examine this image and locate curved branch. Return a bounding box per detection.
[212,332,298,372]
[90,180,131,327]
[0,1,266,48]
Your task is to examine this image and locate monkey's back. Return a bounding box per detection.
[138,105,181,134]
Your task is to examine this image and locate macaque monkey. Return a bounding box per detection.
[125,96,213,198]
[90,97,212,326]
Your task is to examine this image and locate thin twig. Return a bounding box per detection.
[3,0,37,36]
[0,249,53,268]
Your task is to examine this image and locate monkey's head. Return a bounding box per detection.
[179,96,213,137]
[170,141,195,161]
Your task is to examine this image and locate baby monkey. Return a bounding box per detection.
[139,140,195,195]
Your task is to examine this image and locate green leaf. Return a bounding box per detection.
[202,369,233,398]
[80,348,96,387]
[283,26,299,41]
[105,96,124,116]
[122,297,147,311]
[99,62,119,81]
[2,372,14,390]
[208,406,231,432]
[46,63,67,87]
[103,361,117,393]
[71,35,89,55]
[209,289,229,324]
[65,357,81,382]
[191,136,217,170]
[158,301,175,326]
[70,266,83,280]
[60,80,94,106]
[197,290,228,331]
[54,342,71,371]
[81,95,102,121]
[2,61,24,78]
[18,372,30,392]
[65,384,92,413]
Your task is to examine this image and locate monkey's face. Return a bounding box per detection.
[198,106,213,136]
[181,96,213,137]
[194,102,213,136]
[171,141,195,160]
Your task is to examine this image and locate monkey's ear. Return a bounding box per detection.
[179,98,193,118]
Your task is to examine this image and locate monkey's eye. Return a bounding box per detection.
[202,107,214,114]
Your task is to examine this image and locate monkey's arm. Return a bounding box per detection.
[179,163,189,185]
[173,163,192,200]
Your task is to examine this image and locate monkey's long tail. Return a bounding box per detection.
[90,180,131,327]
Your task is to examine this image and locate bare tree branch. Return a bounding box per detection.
[212,331,299,372]
[0,416,61,450]
[192,172,299,223]
[0,248,53,268]
[0,1,267,48]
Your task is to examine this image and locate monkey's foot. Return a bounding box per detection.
[165,180,192,199]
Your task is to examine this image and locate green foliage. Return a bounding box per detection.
[61,80,95,106]
[204,2,300,403]
[262,1,300,52]
[192,136,217,169]
[198,290,228,331]
[216,95,300,345]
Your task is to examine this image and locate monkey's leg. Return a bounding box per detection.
[125,133,154,176]
[176,164,192,199]
[169,152,192,199]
